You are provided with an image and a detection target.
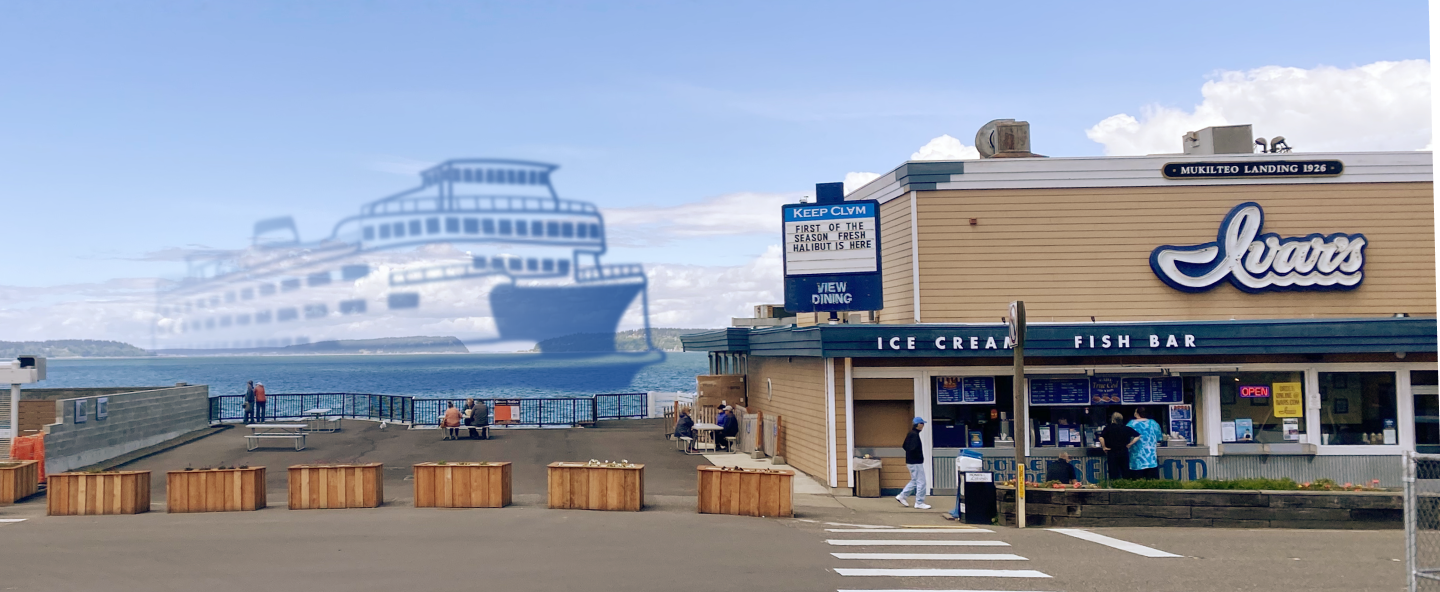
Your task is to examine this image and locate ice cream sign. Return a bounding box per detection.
[1150,202,1366,293]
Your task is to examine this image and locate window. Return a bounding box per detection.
[1220,371,1306,444]
[499,220,512,235]
[259,284,276,296]
[1320,372,1398,446]
[277,308,298,322]
[304,304,328,319]
[205,318,215,329]
[342,265,370,280]
[576,224,587,238]
[379,224,392,239]
[546,221,559,237]
[446,217,460,233]
[491,257,504,270]
[515,220,528,236]
[209,296,219,307]
[542,259,554,272]
[363,226,375,240]
[426,218,440,234]
[236,314,251,326]
[590,224,601,238]
[464,218,479,234]
[339,299,367,315]
[482,218,495,234]
[281,278,301,292]
[225,291,236,303]
[1415,371,1439,453]
[473,256,487,269]
[240,288,254,300]
[393,222,405,237]
[526,258,538,271]
[409,220,422,236]
[307,272,331,287]
[557,259,569,275]
[562,222,574,238]
[254,310,272,324]
[531,221,543,236]
[508,258,522,271]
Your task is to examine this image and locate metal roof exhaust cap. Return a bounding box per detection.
[976,119,1044,158]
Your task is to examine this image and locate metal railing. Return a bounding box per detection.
[576,264,646,283]
[210,392,647,428]
[364,194,598,216]
[594,393,648,420]
[1407,452,1440,591]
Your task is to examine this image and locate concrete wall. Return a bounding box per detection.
[42,384,210,474]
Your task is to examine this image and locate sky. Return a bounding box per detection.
[0,1,1432,344]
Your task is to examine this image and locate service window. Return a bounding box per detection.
[1220,371,1306,443]
[1415,371,1439,453]
[1318,372,1398,446]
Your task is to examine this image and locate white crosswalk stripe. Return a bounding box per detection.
[838,589,1059,592]
[826,539,1009,546]
[825,528,994,533]
[1050,528,1182,558]
[835,568,1051,578]
[832,553,1028,561]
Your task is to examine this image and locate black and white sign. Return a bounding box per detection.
[1162,160,1343,179]
[782,186,882,313]
[74,400,87,424]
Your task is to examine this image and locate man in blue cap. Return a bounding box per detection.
[896,416,931,509]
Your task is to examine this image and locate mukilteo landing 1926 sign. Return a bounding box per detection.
[1162,159,1343,179]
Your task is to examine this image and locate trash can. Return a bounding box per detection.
[853,457,883,498]
[961,471,997,525]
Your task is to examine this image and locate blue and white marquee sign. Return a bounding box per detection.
[1150,202,1367,293]
[783,183,882,313]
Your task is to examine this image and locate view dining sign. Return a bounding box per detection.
[1149,202,1367,293]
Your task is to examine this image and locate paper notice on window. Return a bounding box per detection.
[1221,421,1236,443]
[1273,382,1304,418]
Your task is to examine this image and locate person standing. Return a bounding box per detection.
[254,382,267,423]
[1098,412,1139,481]
[1127,408,1163,480]
[243,380,256,424]
[896,417,931,509]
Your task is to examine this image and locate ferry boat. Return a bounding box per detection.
[152,159,658,357]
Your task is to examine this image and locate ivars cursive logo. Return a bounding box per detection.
[1149,202,1366,293]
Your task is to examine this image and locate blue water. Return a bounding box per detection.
[32,352,708,399]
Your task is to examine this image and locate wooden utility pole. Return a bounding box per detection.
[1009,301,1027,528]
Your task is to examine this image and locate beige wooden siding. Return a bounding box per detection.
[745,356,828,482]
[906,182,1435,322]
[834,360,847,487]
[880,457,912,490]
[880,194,914,323]
[854,378,915,400]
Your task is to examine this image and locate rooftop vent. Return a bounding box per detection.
[1181,124,1255,155]
[976,119,1042,158]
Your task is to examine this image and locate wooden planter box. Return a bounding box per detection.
[414,462,511,508]
[697,466,793,517]
[0,461,40,505]
[47,471,151,516]
[167,467,267,513]
[288,463,383,510]
[547,462,644,511]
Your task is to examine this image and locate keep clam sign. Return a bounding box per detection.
[782,196,882,313]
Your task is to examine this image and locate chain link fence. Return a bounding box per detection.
[1407,452,1440,591]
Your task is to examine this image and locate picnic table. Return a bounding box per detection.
[246,423,307,451]
[304,408,342,433]
[691,422,721,453]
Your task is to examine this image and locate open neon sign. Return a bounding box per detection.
[1239,385,1271,398]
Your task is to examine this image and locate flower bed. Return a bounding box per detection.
[997,486,1401,529]
[167,467,266,513]
[697,466,793,517]
[547,461,644,511]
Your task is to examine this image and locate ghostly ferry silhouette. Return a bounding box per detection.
[152,159,657,357]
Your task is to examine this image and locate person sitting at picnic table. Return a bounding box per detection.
[718,405,740,451]
[441,402,463,440]
[673,409,695,439]
[468,398,490,439]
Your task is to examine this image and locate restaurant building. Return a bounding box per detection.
[682,124,1437,494]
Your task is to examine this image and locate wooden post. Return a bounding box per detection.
[1010,300,1027,528]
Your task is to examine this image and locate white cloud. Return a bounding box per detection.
[843,172,881,195]
[619,245,783,330]
[911,134,980,160]
[603,191,800,246]
[1087,60,1432,155]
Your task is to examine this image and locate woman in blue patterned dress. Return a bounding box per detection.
[1126,407,1163,480]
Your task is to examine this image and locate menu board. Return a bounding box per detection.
[937,376,996,404]
[1120,377,1151,404]
[1150,377,1183,404]
[1090,376,1122,404]
[1029,378,1091,406]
